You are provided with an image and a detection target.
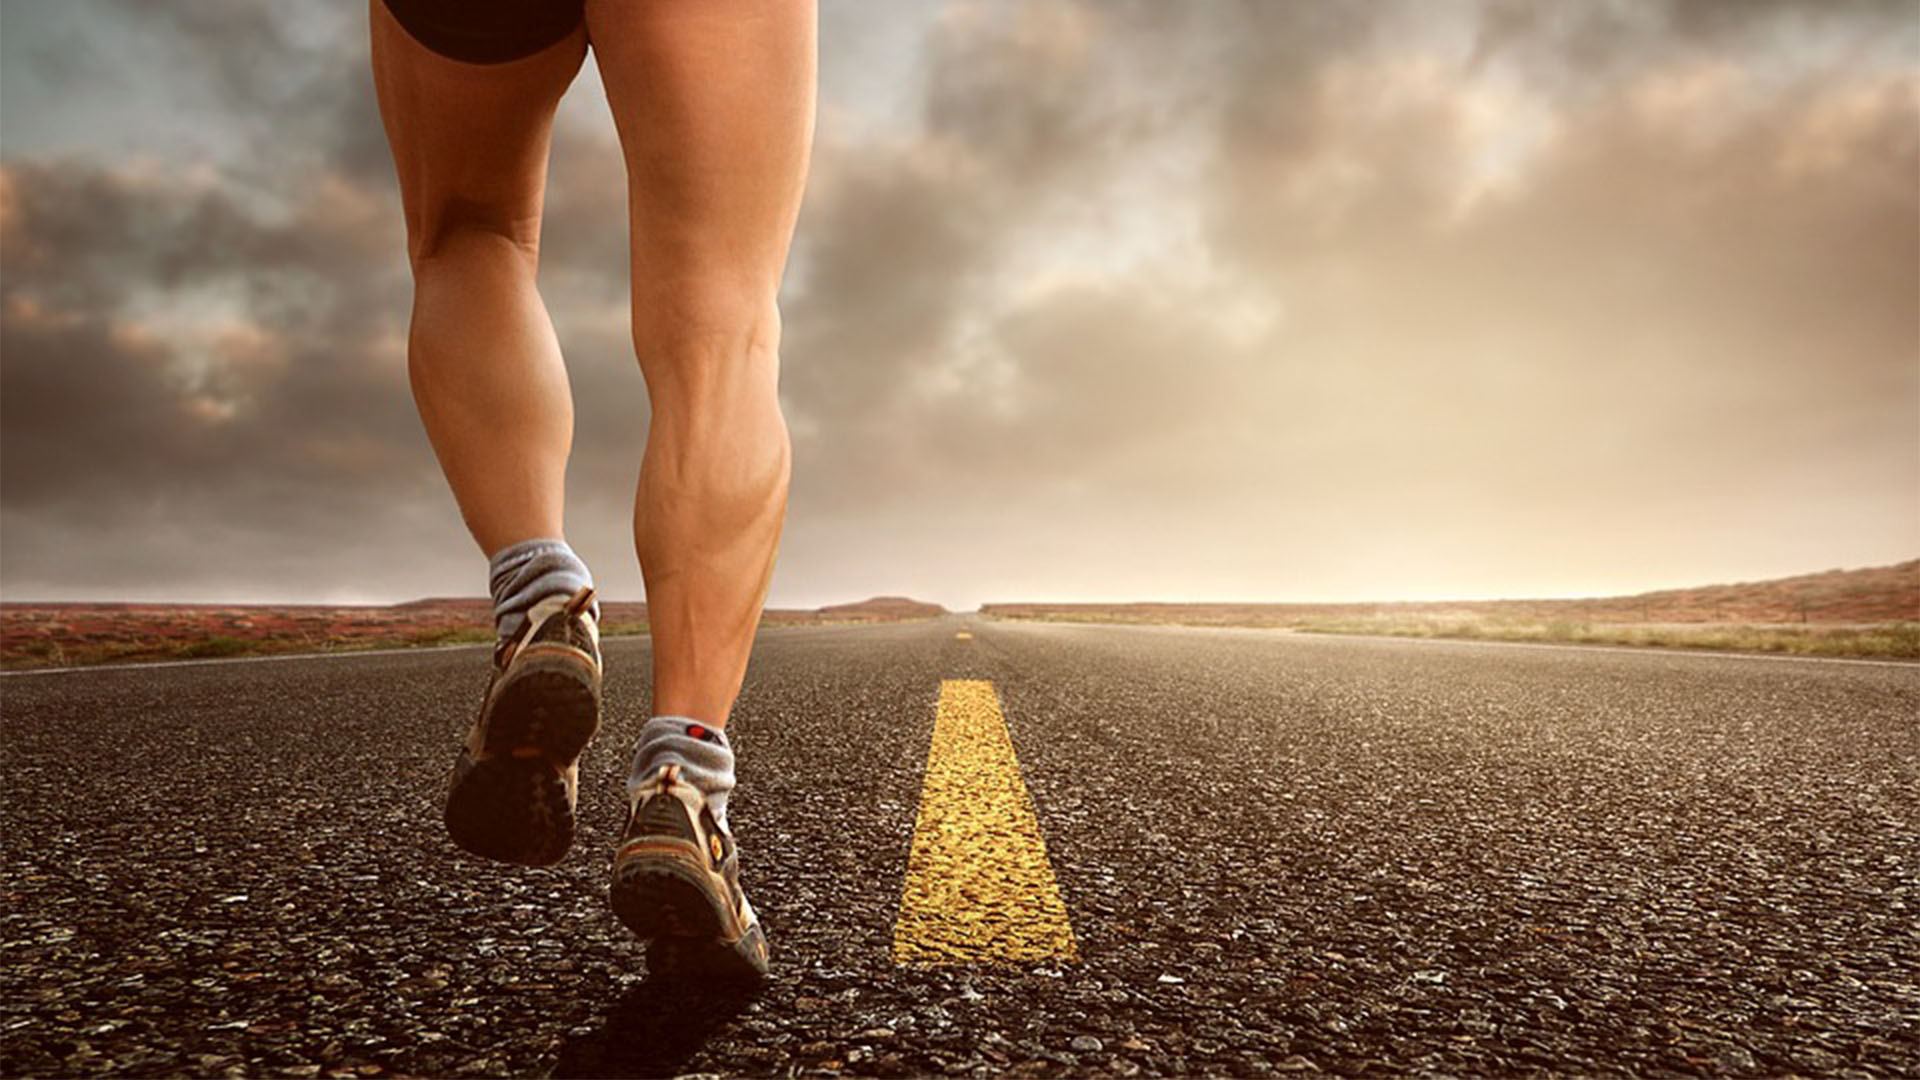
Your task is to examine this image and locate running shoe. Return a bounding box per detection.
[610,756,770,984]
[444,584,601,867]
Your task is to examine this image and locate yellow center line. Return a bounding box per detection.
[954,631,973,640]
[892,679,1079,966]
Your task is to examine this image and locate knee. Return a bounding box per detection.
[406,206,541,269]
[631,288,784,399]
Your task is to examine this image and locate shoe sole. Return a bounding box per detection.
[444,651,600,867]
[610,837,769,984]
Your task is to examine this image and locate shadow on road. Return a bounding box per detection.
[551,975,759,1078]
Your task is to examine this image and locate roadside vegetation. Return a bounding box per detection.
[1289,616,1920,660]
[5,626,509,670]
[982,560,1920,661]
[0,612,943,671]
[989,611,1920,660]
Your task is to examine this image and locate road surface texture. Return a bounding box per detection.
[4,615,1916,1077]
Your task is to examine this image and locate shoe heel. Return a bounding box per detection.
[613,857,769,984]
[481,658,600,764]
[610,789,735,940]
[444,755,576,867]
[610,857,728,941]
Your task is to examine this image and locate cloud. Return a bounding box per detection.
[0,154,444,593]
[1,0,1914,606]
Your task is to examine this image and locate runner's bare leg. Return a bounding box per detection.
[584,0,816,729]
[369,0,590,557]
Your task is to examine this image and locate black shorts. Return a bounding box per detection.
[381,0,585,64]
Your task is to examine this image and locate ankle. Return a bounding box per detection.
[489,537,596,639]
[631,715,736,825]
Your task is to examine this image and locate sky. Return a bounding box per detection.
[1,0,1916,610]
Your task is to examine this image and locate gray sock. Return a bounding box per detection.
[630,715,737,829]
[488,537,598,640]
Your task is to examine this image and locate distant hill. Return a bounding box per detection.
[1609,559,1919,623]
[817,595,947,619]
[981,559,1920,625]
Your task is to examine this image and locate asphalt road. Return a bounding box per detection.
[4,615,1916,1077]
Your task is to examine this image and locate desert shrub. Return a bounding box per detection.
[176,636,254,659]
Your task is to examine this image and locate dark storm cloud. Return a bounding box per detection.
[1,0,1914,604]
[777,2,1175,510]
[0,154,440,591]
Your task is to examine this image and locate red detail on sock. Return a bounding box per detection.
[687,724,708,741]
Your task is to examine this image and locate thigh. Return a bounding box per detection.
[369,0,589,264]
[583,0,816,329]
